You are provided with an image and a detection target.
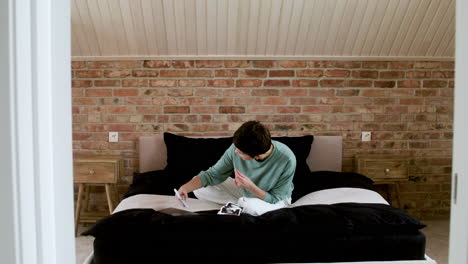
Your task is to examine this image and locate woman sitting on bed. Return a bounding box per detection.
[176,120,296,216]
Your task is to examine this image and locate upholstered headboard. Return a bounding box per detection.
[138,134,342,173]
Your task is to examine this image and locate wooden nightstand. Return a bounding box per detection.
[74,155,123,235]
[355,154,409,208]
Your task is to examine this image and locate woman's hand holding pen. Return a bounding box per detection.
[174,188,189,208]
[174,176,203,207]
[176,186,189,201]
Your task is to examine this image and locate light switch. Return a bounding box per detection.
[361,131,371,142]
[109,132,118,142]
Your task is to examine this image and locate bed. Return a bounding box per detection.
[82,133,436,264]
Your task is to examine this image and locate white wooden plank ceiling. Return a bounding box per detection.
[72,0,455,60]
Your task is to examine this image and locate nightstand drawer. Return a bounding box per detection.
[74,162,116,183]
[355,155,409,182]
[355,155,409,209]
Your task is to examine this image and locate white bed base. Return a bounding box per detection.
[84,253,436,264]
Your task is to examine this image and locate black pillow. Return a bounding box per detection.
[124,170,174,199]
[272,136,314,202]
[163,133,315,202]
[163,132,234,187]
[272,136,314,166]
[125,169,200,199]
[123,170,172,198]
[304,171,375,194]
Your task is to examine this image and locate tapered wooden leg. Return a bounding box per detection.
[395,183,401,209]
[105,184,114,214]
[386,184,393,207]
[75,183,84,236]
[113,185,120,206]
[83,185,90,212]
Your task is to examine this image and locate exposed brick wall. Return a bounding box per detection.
[72,60,454,219]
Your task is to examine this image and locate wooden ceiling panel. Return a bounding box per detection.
[72,0,455,60]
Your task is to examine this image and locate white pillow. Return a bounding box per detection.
[292,187,389,207]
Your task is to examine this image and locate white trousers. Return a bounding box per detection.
[193,177,291,216]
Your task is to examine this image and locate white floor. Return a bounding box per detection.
[76,225,94,264]
[75,219,450,264]
[422,219,450,264]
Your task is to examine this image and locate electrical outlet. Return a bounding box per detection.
[361,131,371,142]
[109,132,118,142]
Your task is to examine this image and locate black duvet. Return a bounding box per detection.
[83,170,427,264]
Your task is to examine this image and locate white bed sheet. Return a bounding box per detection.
[82,188,437,264]
[114,194,222,213]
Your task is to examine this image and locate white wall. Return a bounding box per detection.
[0,0,75,263]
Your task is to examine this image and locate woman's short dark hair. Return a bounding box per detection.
[233,121,271,157]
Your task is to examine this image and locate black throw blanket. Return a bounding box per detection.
[83,203,426,264]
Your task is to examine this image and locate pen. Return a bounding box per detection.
[174,188,189,208]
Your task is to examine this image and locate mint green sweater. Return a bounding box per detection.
[198,140,296,203]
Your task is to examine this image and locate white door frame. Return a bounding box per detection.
[0,0,18,262]
[0,0,75,263]
[449,0,468,263]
